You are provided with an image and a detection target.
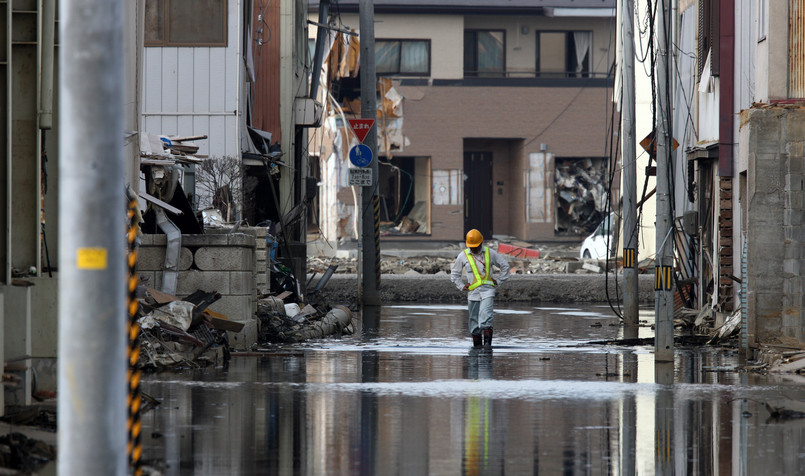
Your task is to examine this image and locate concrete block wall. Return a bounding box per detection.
[743,107,805,348]
[138,233,260,348]
[206,226,269,293]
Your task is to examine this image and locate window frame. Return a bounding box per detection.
[463,29,506,78]
[535,30,592,78]
[375,38,432,76]
[145,0,228,48]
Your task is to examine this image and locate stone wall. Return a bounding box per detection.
[742,107,805,348]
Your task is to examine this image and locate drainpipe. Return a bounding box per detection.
[718,0,734,177]
[155,207,181,295]
[40,0,55,130]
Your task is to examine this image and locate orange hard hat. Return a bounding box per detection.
[465,229,483,247]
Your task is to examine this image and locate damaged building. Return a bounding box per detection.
[307,0,619,247]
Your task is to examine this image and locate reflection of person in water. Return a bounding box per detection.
[463,348,496,475]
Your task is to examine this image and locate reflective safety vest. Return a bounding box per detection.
[464,247,495,290]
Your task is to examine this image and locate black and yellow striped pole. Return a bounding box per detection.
[373,194,381,287]
[126,195,143,475]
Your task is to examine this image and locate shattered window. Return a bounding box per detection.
[145,0,227,47]
[464,30,505,77]
[376,40,430,76]
[554,157,609,236]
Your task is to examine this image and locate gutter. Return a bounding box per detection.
[718,0,734,177]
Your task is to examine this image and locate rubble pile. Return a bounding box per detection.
[307,243,606,276]
[0,433,55,473]
[137,288,232,370]
[256,296,353,344]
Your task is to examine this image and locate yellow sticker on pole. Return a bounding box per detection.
[77,247,108,270]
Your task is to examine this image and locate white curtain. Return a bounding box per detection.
[573,31,591,73]
[400,41,428,73]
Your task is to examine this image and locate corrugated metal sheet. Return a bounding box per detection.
[250,0,282,143]
[141,0,241,158]
[792,0,805,98]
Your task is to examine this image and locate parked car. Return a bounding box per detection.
[579,213,614,260]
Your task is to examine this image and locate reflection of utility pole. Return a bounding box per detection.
[620,352,637,475]
[654,363,674,475]
[58,0,127,473]
[621,0,639,334]
[359,0,380,306]
[654,0,674,362]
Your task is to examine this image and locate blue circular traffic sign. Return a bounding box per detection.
[349,144,373,167]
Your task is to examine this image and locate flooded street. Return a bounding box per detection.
[141,304,805,475]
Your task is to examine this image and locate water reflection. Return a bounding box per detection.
[141,304,805,475]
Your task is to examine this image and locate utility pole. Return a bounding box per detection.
[58,0,127,474]
[654,0,674,362]
[359,0,380,306]
[621,0,639,332]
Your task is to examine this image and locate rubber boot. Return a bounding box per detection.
[483,328,493,347]
[472,333,482,347]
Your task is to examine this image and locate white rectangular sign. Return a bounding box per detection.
[348,168,373,186]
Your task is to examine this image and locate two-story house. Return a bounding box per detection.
[309,0,618,246]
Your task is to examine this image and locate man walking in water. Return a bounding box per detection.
[450,229,511,347]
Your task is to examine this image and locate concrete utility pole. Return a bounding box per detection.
[654,0,674,362]
[621,0,639,332]
[359,0,380,306]
[58,0,127,474]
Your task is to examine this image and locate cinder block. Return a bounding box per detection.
[2,285,32,406]
[194,246,254,271]
[174,270,230,295]
[182,234,229,246]
[136,246,193,271]
[30,278,59,358]
[207,295,255,322]
[137,271,156,289]
[227,233,256,247]
[227,318,258,350]
[784,113,805,141]
[787,153,804,172]
[784,259,801,276]
[786,174,804,192]
[229,271,255,296]
[139,234,167,246]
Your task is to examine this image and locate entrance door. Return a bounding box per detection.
[463,151,493,239]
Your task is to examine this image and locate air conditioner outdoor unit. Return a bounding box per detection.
[294,98,323,127]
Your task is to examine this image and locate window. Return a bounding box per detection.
[464,30,505,77]
[376,40,430,76]
[697,0,719,79]
[536,31,591,78]
[145,0,227,47]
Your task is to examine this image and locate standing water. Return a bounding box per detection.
[141,304,805,475]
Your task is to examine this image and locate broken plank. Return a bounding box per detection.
[146,287,180,304]
[139,191,184,215]
[169,135,208,142]
[206,315,245,333]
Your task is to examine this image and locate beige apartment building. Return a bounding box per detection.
[309,0,618,245]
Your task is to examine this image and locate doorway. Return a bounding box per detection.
[463,151,493,238]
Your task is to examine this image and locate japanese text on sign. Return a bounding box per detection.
[348,168,372,186]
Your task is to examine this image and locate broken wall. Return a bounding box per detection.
[742,106,805,349]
